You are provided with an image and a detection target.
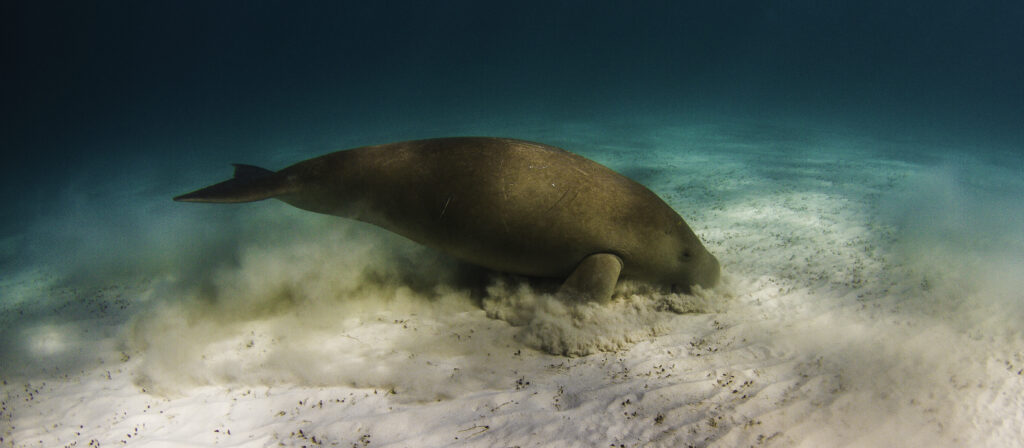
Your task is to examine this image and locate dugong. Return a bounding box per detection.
[175,137,719,301]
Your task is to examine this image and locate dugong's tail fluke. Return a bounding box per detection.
[174,164,293,203]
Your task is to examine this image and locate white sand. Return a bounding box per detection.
[2,121,1022,447]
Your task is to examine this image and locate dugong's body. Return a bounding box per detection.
[175,137,719,299]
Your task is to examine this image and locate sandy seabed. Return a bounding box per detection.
[2,121,1022,447]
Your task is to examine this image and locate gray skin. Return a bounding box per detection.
[175,137,720,300]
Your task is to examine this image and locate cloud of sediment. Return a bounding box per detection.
[120,204,723,398]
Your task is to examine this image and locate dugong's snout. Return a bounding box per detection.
[697,252,721,289]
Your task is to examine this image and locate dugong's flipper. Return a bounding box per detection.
[558,253,623,302]
[174,164,293,203]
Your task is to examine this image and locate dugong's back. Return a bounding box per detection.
[279,138,699,281]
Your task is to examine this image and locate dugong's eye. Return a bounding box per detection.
[681,249,692,260]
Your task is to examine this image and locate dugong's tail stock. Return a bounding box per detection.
[174,164,291,203]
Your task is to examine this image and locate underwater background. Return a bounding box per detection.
[2,1,1023,446]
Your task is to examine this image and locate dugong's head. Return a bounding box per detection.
[639,220,720,294]
[676,245,720,292]
[653,240,719,294]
